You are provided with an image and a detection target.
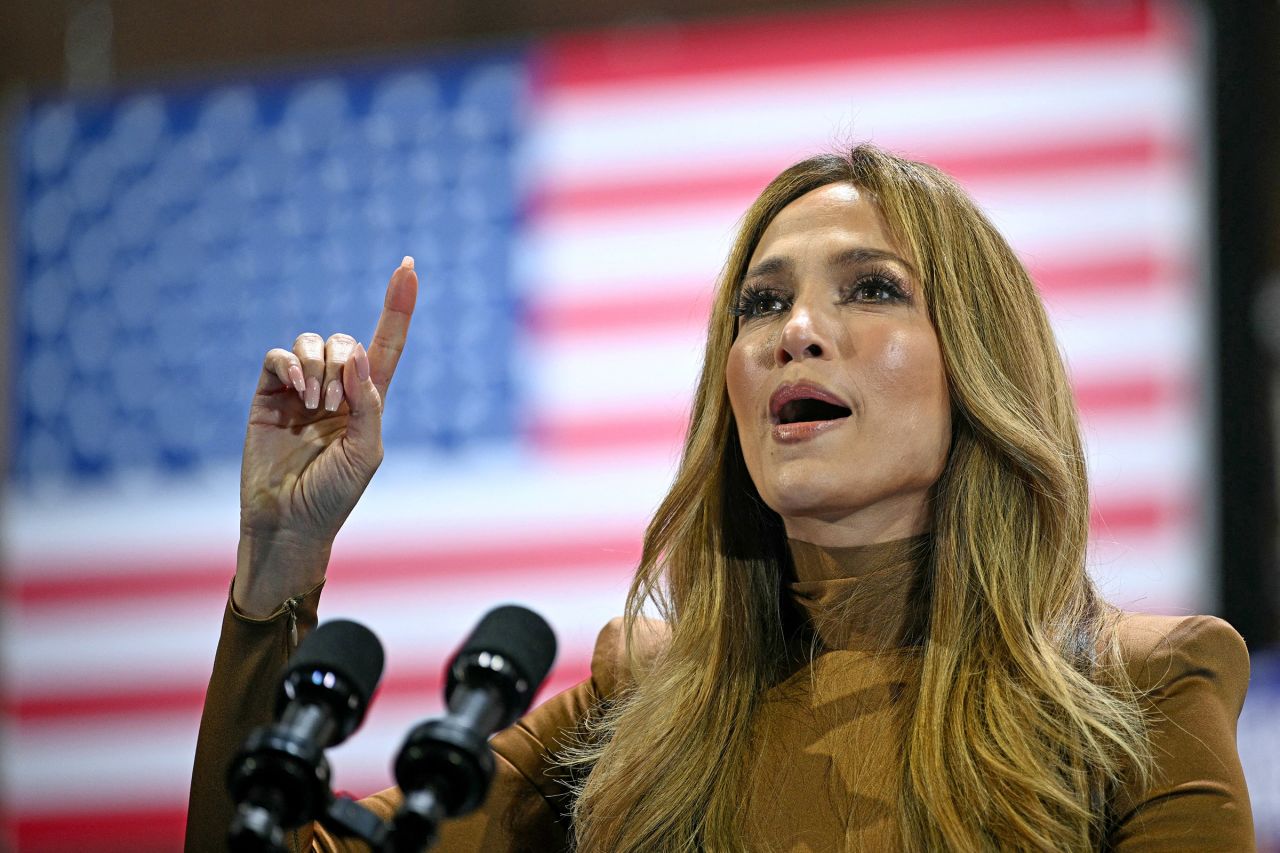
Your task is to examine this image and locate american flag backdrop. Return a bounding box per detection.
[6,1,1262,850]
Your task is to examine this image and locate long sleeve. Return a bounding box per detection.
[1109,613,1255,851]
[185,584,605,852]
[186,582,325,852]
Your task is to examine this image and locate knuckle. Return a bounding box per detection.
[372,334,405,357]
[327,332,356,346]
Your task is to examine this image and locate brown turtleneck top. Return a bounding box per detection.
[186,538,1255,851]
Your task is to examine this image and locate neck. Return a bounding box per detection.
[781,496,931,548]
[785,533,931,651]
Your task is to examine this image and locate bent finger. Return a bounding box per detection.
[323,333,357,412]
[292,332,325,410]
[257,348,306,397]
[368,256,418,400]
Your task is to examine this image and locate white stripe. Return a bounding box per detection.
[1084,410,1206,501]
[3,454,676,572]
[6,539,1206,813]
[3,567,630,696]
[3,671,589,809]
[4,716,204,810]
[524,292,1197,423]
[522,167,1195,302]
[1088,527,1211,613]
[529,40,1193,190]
[1049,290,1201,374]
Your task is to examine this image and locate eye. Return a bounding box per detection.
[846,274,907,304]
[731,286,790,320]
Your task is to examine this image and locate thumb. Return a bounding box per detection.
[341,342,384,463]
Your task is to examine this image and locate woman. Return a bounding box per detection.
[187,145,1254,851]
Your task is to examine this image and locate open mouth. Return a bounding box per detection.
[775,397,852,425]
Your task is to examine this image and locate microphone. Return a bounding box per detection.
[227,618,385,852]
[390,605,557,851]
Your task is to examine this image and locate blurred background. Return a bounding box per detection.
[1,0,1277,849]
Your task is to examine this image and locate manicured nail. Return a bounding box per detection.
[324,380,342,412]
[305,377,320,410]
[288,364,306,394]
[400,255,414,270]
[354,343,370,381]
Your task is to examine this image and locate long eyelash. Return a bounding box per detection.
[730,268,909,318]
[846,268,910,302]
[729,284,788,318]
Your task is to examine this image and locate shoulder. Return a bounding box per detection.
[589,616,671,699]
[1111,611,1250,713]
[1105,613,1256,847]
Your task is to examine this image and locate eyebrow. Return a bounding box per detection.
[742,246,917,282]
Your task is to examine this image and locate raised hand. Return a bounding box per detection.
[234,257,418,615]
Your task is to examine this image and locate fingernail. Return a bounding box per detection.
[400,255,414,270]
[324,380,342,412]
[305,377,320,410]
[355,343,370,381]
[288,364,306,394]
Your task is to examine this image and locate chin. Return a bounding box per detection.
[755,463,936,537]
[758,466,852,519]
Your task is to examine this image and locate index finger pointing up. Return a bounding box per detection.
[368,255,419,400]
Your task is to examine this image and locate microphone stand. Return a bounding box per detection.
[229,788,392,853]
[320,796,391,851]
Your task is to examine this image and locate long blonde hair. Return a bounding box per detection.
[564,145,1151,852]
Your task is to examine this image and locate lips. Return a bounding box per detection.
[766,383,852,443]
[769,382,852,424]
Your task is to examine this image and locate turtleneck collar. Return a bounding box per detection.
[786,534,930,652]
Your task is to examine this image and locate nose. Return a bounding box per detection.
[775,300,833,365]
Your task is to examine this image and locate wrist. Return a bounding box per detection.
[234,531,332,618]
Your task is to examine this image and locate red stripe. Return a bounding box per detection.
[3,672,595,847]
[3,374,1191,612]
[538,1,1166,90]
[527,410,690,454]
[5,533,643,608]
[1073,375,1193,412]
[528,374,1188,456]
[2,474,1182,727]
[525,252,1187,339]
[1089,499,1193,533]
[529,170,765,220]
[530,135,1185,219]
[6,683,211,722]
[525,290,714,338]
[927,136,1183,187]
[6,807,188,853]
[1030,253,1189,299]
[5,653,593,723]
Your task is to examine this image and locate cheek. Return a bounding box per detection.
[725,339,767,478]
[725,338,758,420]
[868,328,951,436]
[868,328,943,392]
[868,328,921,377]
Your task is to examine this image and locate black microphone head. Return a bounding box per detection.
[280,619,385,723]
[460,605,557,685]
[447,605,556,718]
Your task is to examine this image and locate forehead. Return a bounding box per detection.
[750,182,898,264]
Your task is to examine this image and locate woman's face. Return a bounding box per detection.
[725,182,952,547]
